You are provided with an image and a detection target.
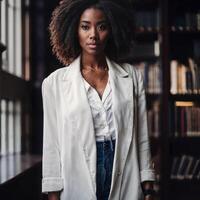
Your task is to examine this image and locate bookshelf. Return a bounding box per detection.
[163,0,200,200]
[130,1,162,199]
[167,1,200,194]
[132,0,200,200]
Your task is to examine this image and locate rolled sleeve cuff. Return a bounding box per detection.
[42,177,64,193]
[140,169,156,183]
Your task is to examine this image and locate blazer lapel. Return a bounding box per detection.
[106,58,134,194]
[61,56,97,193]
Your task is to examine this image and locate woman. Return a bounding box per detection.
[42,0,156,200]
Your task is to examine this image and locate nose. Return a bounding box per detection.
[89,27,99,40]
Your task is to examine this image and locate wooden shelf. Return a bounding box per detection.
[169,0,200,9]
[169,179,200,200]
[170,29,200,39]
[135,30,159,41]
[170,94,200,101]
[169,137,200,156]
[0,154,41,184]
[146,93,161,99]
[170,179,200,184]
[133,0,158,9]
[119,55,159,63]
[170,28,200,33]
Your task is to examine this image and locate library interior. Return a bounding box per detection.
[0,0,200,200]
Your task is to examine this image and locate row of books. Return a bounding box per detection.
[135,61,162,94]
[173,105,200,137]
[147,101,160,138]
[171,12,200,31]
[134,10,159,31]
[171,155,200,180]
[170,58,200,94]
[130,40,160,58]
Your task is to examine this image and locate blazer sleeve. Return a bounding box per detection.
[135,69,156,183]
[41,78,63,193]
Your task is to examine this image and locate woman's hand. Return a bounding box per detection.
[142,181,156,200]
[144,194,155,200]
[48,192,60,200]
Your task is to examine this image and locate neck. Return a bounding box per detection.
[81,53,107,70]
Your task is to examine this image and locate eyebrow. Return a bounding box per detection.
[80,20,107,24]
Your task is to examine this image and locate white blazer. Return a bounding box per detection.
[42,56,155,200]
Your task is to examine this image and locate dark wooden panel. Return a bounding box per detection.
[0,71,30,100]
[0,162,45,200]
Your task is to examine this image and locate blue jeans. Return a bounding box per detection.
[96,139,115,200]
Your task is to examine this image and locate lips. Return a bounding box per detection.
[87,43,99,49]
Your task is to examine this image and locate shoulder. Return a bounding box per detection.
[119,62,145,96]
[120,62,143,82]
[41,66,70,96]
[42,66,70,87]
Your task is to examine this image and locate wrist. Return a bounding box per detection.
[144,194,154,200]
[48,192,60,200]
[143,188,156,197]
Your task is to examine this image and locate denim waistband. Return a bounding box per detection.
[96,139,116,152]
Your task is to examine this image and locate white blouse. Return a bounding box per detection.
[82,77,116,142]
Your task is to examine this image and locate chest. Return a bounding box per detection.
[81,70,108,98]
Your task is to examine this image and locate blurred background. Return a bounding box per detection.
[0,0,200,199]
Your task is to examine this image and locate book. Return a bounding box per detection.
[170,58,200,94]
[171,12,200,31]
[174,105,200,137]
[197,12,200,31]
[188,58,198,94]
[192,159,200,179]
[134,61,161,94]
[147,101,160,138]
[184,156,194,179]
[186,157,198,179]
[171,156,200,180]
[134,9,160,31]
[171,156,181,179]
[170,60,178,94]
[177,155,190,180]
[130,41,160,58]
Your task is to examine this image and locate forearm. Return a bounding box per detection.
[142,181,154,190]
[48,192,60,200]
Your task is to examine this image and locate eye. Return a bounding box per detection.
[81,25,89,31]
[98,24,108,31]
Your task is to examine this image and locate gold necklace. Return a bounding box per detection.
[82,66,108,72]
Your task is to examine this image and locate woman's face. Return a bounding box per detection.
[78,7,110,56]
